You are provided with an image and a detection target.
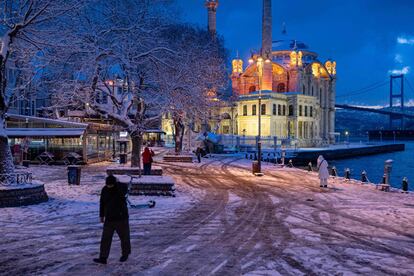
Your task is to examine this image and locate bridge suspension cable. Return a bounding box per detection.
[404,77,414,96]
[336,80,389,99]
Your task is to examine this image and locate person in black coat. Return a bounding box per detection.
[93,175,131,264]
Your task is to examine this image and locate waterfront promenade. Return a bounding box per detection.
[1,155,413,275]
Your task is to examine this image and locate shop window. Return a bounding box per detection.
[299,105,303,116]
[252,105,257,115]
[261,104,266,115]
[288,105,294,116]
[272,104,276,115]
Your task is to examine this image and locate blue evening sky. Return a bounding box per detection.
[176,0,414,106]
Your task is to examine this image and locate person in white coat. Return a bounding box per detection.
[317,155,329,188]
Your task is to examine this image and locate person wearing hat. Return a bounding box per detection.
[94,175,131,264]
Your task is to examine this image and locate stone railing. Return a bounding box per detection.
[0,172,33,185]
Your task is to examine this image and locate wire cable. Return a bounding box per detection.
[336,80,388,99]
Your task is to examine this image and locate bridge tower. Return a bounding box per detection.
[389,74,404,129]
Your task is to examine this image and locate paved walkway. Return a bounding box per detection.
[1,158,413,275]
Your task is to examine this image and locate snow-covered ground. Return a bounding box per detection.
[1,155,414,275]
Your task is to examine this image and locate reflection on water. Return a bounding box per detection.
[329,141,414,191]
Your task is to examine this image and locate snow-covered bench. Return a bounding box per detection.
[106,166,163,176]
[116,175,175,196]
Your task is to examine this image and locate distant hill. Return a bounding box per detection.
[335,106,414,137]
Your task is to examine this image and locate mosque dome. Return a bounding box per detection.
[272,39,309,51]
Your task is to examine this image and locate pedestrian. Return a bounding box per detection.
[195,147,202,163]
[317,155,329,188]
[94,175,131,264]
[142,147,154,175]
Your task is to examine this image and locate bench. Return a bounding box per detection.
[116,175,175,196]
[106,166,163,176]
[163,155,193,163]
[377,184,390,192]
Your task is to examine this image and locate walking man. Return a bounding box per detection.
[94,175,131,264]
[195,147,202,163]
[317,155,329,188]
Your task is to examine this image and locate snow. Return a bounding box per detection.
[0,118,6,138]
[1,156,414,274]
[116,175,174,184]
[6,128,85,137]
[0,32,10,59]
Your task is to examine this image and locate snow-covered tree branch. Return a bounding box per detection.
[0,0,81,178]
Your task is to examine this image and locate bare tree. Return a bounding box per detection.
[0,0,79,177]
[51,0,177,168]
[157,25,228,154]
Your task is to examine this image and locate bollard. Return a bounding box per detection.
[288,159,293,168]
[361,170,368,183]
[382,174,387,184]
[402,177,409,193]
[307,162,313,172]
[384,159,393,185]
[331,166,337,177]
[345,168,351,180]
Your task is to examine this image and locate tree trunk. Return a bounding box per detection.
[130,133,142,168]
[0,113,15,182]
[174,118,185,154]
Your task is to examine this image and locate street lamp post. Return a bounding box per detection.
[345,131,349,146]
[249,55,270,175]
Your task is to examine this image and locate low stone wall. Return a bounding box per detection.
[293,144,405,165]
[0,184,48,208]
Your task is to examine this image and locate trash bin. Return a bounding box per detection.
[252,161,260,174]
[67,165,81,185]
[119,153,127,164]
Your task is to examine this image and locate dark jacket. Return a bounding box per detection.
[99,183,129,221]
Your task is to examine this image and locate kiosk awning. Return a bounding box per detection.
[6,128,86,138]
